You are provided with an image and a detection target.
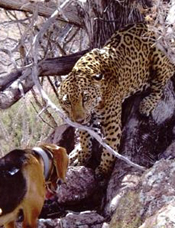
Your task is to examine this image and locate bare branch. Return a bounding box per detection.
[0,49,88,91]
[31,89,57,129]
[0,48,19,70]
[26,4,146,172]
[0,49,88,109]
[34,77,146,171]
[39,49,88,76]
[0,70,22,91]
[0,0,81,27]
[0,69,33,109]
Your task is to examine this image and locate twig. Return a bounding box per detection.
[31,7,146,172]
[32,46,146,171]
[33,79,146,172]
[0,48,19,70]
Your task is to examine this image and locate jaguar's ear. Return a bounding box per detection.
[55,81,60,88]
[57,86,61,94]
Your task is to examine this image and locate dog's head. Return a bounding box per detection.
[32,143,69,197]
[40,143,69,182]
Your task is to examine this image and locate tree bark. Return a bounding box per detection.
[77,0,150,48]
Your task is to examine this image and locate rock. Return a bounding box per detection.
[140,159,175,219]
[159,141,175,159]
[107,167,143,228]
[40,165,102,220]
[59,211,105,228]
[56,166,97,204]
[104,164,142,216]
[139,202,175,228]
[46,124,75,154]
[38,211,105,228]
[109,159,175,227]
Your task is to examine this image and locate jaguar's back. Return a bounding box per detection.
[58,23,175,178]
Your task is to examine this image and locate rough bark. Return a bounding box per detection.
[77,0,150,48]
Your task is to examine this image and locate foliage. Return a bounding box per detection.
[0,89,62,157]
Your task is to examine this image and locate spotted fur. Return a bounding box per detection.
[58,23,175,178]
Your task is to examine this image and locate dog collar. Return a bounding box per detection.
[32,147,53,180]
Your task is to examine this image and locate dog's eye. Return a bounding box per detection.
[8,168,19,176]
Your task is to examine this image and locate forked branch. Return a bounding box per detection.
[32,5,146,172]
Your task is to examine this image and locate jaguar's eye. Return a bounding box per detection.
[83,95,89,102]
[64,100,71,105]
[62,94,71,105]
[93,74,103,81]
[82,91,90,103]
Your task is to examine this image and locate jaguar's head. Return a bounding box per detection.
[58,49,105,124]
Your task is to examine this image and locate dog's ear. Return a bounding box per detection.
[52,146,69,182]
[41,144,69,182]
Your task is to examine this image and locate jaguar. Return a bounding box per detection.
[58,23,175,178]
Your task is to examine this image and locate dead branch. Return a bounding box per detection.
[29,5,146,172]
[33,76,146,171]
[0,0,81,27]
[39,49,88,76]
[0,68,33,109]
[0,49,88,109]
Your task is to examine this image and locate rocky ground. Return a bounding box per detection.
[22,80,175,228]
[1,4,175,228]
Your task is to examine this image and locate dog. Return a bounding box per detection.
[0,143,69,228]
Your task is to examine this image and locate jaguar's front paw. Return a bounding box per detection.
[69,151,78,166]
[69,144,91,166]
[95,166,110,181]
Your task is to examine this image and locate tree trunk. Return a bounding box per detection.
[42,1,175,227]
[78,0,150,48]
[0,0,150,109]
[1,1,175,227]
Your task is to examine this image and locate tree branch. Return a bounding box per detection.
[0,0,81,26]
[39,50,89,76]
[0,68,33,109]
[0,49,89,109]
[32,71,146,172]
[0,0,89,110]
